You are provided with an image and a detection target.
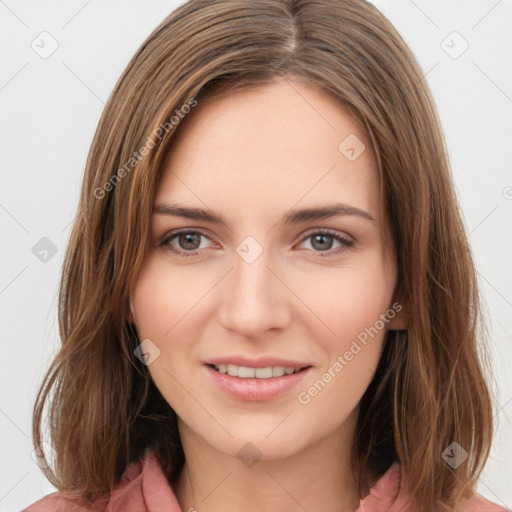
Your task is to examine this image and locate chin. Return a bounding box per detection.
[203,420,317,462]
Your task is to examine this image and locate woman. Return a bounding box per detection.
[24,1,507,511]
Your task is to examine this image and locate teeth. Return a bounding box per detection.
[213,364,302,379]
[272,366,285,377]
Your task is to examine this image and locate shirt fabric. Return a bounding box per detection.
[23,449,508,512]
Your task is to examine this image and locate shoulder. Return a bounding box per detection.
[23,450,182,512]
[454,492,510,512]
[22,492,108,512]
[359,462,509,512]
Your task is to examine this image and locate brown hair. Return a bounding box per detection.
[32,1,496,510]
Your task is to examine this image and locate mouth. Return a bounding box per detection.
[204,362,314,401]
[207,363,311,379]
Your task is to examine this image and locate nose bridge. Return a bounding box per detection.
[219,236,289,337]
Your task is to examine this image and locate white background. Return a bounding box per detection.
[1,1,511,510]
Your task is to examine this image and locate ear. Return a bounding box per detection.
[386,299,408,331]
[129,297,136,324]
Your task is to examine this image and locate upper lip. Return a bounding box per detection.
[204,356,312,369]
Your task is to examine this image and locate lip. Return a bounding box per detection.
[203,363,313,401]
[203,356,311,369]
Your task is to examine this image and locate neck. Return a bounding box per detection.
[174,409,365,512]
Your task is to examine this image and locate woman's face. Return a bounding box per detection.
[131,79,405,460]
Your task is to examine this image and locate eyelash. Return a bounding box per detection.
[160,229,354,258]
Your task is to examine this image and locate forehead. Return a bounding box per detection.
[156,80,379,223]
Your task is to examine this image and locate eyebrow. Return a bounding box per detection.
[153,202,376,225]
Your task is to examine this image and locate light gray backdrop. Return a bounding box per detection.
[1,1,511,510]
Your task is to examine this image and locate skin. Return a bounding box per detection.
[130,78,407,512]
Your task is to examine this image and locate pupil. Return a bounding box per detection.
[181,233,200,250]
[312,234,332,251]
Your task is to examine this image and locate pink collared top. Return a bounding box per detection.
[23,449,508,512]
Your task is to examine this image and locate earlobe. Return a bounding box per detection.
[129,298,136,324]
[386,301,408,331]
[387,313,408,330]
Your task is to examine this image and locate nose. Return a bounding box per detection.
[218,245,291,340]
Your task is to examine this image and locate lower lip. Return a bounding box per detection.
[204,364,313,401]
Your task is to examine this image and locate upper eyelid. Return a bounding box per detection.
[161,227,354,248]
[162,228,215,245]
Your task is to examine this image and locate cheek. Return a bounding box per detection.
[130,255,206,418]
[131,254,214,340]
[296,286,390,426]
[130,254,221,408]
[293,252,394,400]
[293,251,396,344]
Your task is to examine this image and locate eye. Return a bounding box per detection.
[297,229,354,256]
[161,230,214,257]
[160,228,354,258]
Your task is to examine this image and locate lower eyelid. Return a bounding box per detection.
[303,232,352,243]
[161,231,212,253]
[161,230,354,255]
[298,232,354,253]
